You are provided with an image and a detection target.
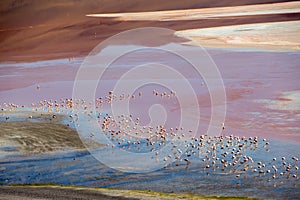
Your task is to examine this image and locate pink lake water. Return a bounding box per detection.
[0,46,300,199]
[0,46,299,142]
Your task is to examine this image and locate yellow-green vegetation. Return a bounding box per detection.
[8,184,261,200]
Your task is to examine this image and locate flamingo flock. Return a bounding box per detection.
[0,89,299,186]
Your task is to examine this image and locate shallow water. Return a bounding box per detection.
[0,46,299,198]
[0,138,299,199]
[0,110,299,199]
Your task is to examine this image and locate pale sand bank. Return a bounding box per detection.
[175,21,300,51]
[87,2,300,21]
[87,2,300,51]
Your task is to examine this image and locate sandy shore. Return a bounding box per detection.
[0,185,256,200]
[1,0,299,62]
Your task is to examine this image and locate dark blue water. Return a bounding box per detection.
[0,139,299,199]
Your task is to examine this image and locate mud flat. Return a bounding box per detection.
[0,122,85,154]
[0,111,103,155]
